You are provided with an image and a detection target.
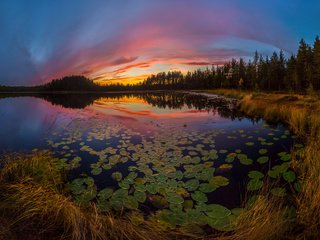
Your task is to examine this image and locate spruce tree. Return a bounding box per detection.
[313,36,320,89]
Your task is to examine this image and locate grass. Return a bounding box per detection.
[219,196,291,240]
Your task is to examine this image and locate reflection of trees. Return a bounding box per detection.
[0,92,250,120]
[0,93,101,109]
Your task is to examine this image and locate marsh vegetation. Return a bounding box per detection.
[1,91,317,239]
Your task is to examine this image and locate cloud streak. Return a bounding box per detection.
[0,0,319,86]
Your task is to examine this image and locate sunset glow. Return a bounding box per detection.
[0,0,319,86]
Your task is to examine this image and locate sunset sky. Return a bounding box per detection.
[0,0,319,86]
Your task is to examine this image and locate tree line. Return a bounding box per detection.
[1,37,319,93]
[105,36,320,92]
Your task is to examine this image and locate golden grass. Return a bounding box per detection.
[293,142,320,239]
[0,151,182,240]
[218,196,290,240]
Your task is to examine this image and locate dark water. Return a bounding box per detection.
[0,92,297,228]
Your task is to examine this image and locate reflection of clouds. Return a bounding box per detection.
[0,97,55,150]
[91,99,222,122]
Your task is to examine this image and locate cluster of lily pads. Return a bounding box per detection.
[45,115,302,231]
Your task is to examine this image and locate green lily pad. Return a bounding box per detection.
[294,144,304,148]
[123,196,139,209]
[283,171,296,183]
[150,195,168,209]
[206,204,231,219]
[166,192,184,204]
[294,181,302,192]
[209,176,229,187]
[75,188,97,204]
[185,209,207,225]
[185,179,200,191]
[183,200,194,209]
[91,167,102,175]
[119,179,131,189]
[206,215,235,232]
[196,168,215,181]
[134,191,147,203]
[225,156,235,163]
[191,191,208,202]
[258,149,268,154]
[97,188,113,200]
[112,172,123,181]
[240,158,253,165]
[146,183,157,194]
[278,152,291,161]
[247,179,263,191]
[268,169,280,178]
[245,142,255,146]
[231,208,244,216]
[157,209,186,227]
[257,156,269,164]
[248,171,264,179]
[199,183,217,193]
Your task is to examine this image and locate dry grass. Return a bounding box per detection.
[203,89,250,100]
[219,196,291,240]
[293,142,320,239]
[0,151,183,240]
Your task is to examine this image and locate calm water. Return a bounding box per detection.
[0,92,298,229]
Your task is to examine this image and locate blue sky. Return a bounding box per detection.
[0,0,319,86]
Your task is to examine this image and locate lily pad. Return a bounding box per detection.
[206,204,231,219]
[123,196,139,209]
[134,191,147,203]
[245,142,255,146]
[112,172,123,181]
[185,179,200,191]
[248,171,264,179]
[258,149,268,155]
[257,156,269,164]
[247,179,263,191]
[206,215,235,232]
[283,170,296,183]
[91,167,102,175]
[98,188,113,200]
[240,158,253,165]
[199,183,217,193]
[209,176,229,187]
[191,191,208,203]
[166,192,184,204]
[150,195,168,209]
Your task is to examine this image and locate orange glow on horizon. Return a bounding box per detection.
[93,74,149,85]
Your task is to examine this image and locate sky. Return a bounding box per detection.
[0,0,319,86]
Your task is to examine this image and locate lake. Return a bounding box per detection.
[0,91,299,230]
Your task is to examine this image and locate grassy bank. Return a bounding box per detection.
[0,151,187,240]
[206,89,320,239]
[1,90,319,240]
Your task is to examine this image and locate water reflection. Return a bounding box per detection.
[0,92,243,119]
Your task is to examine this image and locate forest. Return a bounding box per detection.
[106,37,320,92]
[0,37,319,93]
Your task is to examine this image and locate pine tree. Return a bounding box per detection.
[278,50,286,90]
[313,36,320,89]
[296,39,309,90]
[286,56,298,91]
